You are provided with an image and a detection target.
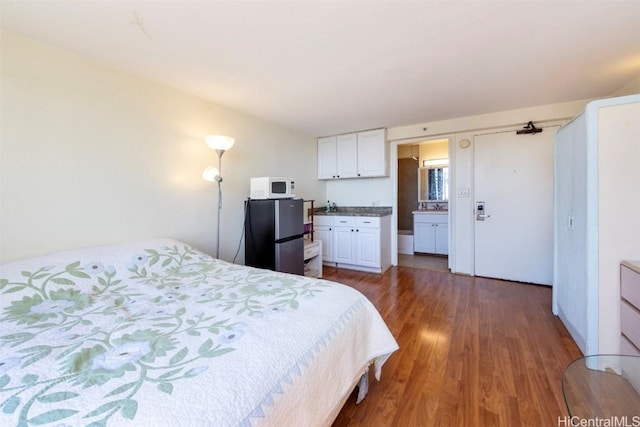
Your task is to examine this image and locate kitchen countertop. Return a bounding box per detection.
[313,207,392,217]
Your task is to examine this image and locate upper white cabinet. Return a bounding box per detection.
[356,129,388,177]
[317,136,337,179]
[337,133,358,178]
[317,128,388,179]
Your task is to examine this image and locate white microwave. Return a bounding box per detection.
[250,177,296,199]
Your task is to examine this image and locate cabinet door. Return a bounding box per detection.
[434,224,449,255]
[336,133,358,178]
[414,223,436,253]
[315,226,333,262]
[318,136,337,179]
[333,226,355,264]
[357,129,388,177]
[355,228,380,268]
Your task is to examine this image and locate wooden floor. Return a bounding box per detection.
[327,265,583,427]
[397,254,449,272]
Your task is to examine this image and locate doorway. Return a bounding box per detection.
[395,138,451,272]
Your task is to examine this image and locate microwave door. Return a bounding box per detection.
[271,180,287,196]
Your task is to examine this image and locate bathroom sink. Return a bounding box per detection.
[412,210,448,214]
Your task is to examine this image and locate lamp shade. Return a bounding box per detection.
[205,135,235,151]
[202,166,220,182]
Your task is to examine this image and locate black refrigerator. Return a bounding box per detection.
[244,198,304,275]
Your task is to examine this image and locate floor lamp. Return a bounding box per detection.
[202,135,235,259]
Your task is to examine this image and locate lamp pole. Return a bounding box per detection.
[215,149,224,259]
[203,134,235,260]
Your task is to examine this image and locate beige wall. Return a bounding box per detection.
[611,73,640,97]
[597,100,640,354]
[0,30,325,263]
[397,144,414,159]
[418,139,448,165]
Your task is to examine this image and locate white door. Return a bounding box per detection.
[336,133,358,178]
[355,228,379,268]
[315,226,333,262]
[357,129,386,177]
[413,222,435,253]
[317,136,337,179]
[434,224,449,255]
[474,128,555,285]
[333,227,355,264]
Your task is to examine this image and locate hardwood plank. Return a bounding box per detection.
[328,266,583,426]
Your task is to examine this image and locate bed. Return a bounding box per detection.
[0,239,398,426]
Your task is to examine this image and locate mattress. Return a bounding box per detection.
[0,239,398,426]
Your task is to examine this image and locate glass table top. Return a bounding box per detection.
[562,355,640,419]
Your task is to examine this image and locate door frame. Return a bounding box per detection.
[390,135,454,268]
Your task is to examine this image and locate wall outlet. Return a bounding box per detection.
[458,188,470,198]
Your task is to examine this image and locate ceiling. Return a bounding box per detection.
[2,1,639,137]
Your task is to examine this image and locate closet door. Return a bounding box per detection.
[553,113,589,353]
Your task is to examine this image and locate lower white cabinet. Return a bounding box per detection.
[413,212,448,255]
[314,225,333,263]
[314,215,390,273]
[355,225,380,268]
[333,219,355,264]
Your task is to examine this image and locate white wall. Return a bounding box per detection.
[325,178,392,207]
[597,99,640,354]
[0,30,325,263]
[328,100,592,273]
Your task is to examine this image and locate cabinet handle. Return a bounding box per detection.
[356,229,359,232]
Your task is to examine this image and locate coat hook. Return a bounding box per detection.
[516,121,543,135]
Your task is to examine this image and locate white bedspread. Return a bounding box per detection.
[0,239,398,426]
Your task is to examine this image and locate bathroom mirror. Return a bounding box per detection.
[418,166,449,202]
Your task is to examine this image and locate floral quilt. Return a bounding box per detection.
[0,239,398,427]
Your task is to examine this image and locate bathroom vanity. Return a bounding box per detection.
[413,211,448,255]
